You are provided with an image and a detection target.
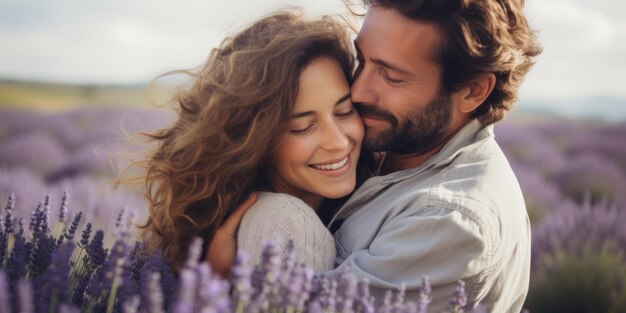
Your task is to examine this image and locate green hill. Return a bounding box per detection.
[0,80,174,111]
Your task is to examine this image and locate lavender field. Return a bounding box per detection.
[1,106,625,312]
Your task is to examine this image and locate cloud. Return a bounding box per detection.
[519,0,626,102]
[0,0,346,83]
[1,0,625,109]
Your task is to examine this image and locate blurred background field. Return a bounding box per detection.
[1,80,625,312]
[0,79,173,111]
[1,0,626,311]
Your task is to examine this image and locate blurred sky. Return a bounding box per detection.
[1,0,625,118]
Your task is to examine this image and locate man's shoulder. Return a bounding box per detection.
[435,136,519,201]
[397,135,523,232]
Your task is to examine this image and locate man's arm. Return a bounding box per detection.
[328,207,494,312]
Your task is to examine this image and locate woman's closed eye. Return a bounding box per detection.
[289,123,314,134]
[335,108,355,118]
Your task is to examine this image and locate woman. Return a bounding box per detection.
[134,11,369,271]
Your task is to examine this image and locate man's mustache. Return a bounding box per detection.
[354,103,399,127]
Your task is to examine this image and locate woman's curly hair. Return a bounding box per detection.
[126,11,355,269]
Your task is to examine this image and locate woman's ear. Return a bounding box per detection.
[457,73,496,114]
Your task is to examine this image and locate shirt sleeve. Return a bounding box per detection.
[328,206,494,311]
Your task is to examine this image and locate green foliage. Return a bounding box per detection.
[525,242,626,313]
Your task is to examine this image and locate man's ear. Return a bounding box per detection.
[456,73,496,114]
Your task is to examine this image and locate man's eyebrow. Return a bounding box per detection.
[354,39,413,76]
[371,58,413,76]
[291,93,351,118]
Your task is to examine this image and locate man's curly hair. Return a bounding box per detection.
[360,0,542,124]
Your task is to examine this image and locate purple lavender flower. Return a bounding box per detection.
[496,122,566,175]
[79,222,92,247]
[17,278,35,313]
[34,242,75,313]
[82,234,129,313]
[102,234,133,312]
[0,229,6,268]
[565,125,626,171]
[64,211,83,242]
[307,300,324,313]
[7,229,28,281]
[58,191,69,223]
[315,277,338,312]
[84,229,107,269]
[416,277,432,313]
[29,199,44,235]
[378,290,394,313]
[281,240,296,274]
[532,199,626,268]
[0,270,11,313]
[449,280,467,313]
[80,230,110,309]
[296,266,315,311]
[356,278,376,313]
[183,237,203,269]
[173,237,204,313]
[0,131,68,176]
[127,241,142,281]
[173,268,196,313]
[116,242,142,308]
[139,249,178,311]
[249,240,282,311]
[28,232,57,279]
[391,283,407,312]
[276,241,298,309]
[146,272,165,313]
[231,252,253,310]
[122,296,140,313]
[336,266,359,313]
[0,169,47,219]
[196,263,230,313]
[58,304,80,313]
[70,273,90,307]
[551,152,626,204]
[279,264,304,311]
[3,192,15,234]
[511,162,569,224]
[115,208,125,228]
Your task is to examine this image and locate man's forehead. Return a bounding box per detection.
[356,6,442,66]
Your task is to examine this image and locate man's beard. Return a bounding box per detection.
[357,90,452,155]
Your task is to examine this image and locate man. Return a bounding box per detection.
[211,1,540,311]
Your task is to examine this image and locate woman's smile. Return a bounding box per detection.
[308,154,352,176]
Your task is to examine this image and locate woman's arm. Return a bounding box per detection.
[206,193,257,277]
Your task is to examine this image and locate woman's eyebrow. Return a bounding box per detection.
[335,93,351,105]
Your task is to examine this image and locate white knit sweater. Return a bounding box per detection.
[237,192,335,271]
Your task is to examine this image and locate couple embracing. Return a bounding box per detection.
[133,1,541,312]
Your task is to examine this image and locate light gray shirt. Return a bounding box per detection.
[328,120,530,313]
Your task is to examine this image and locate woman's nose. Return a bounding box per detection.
[321,121,350,151]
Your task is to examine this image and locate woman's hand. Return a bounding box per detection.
[206,193,258,277]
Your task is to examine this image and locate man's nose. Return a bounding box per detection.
[351,67,378,105]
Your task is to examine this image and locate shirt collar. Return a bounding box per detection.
[384,119,494,183]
